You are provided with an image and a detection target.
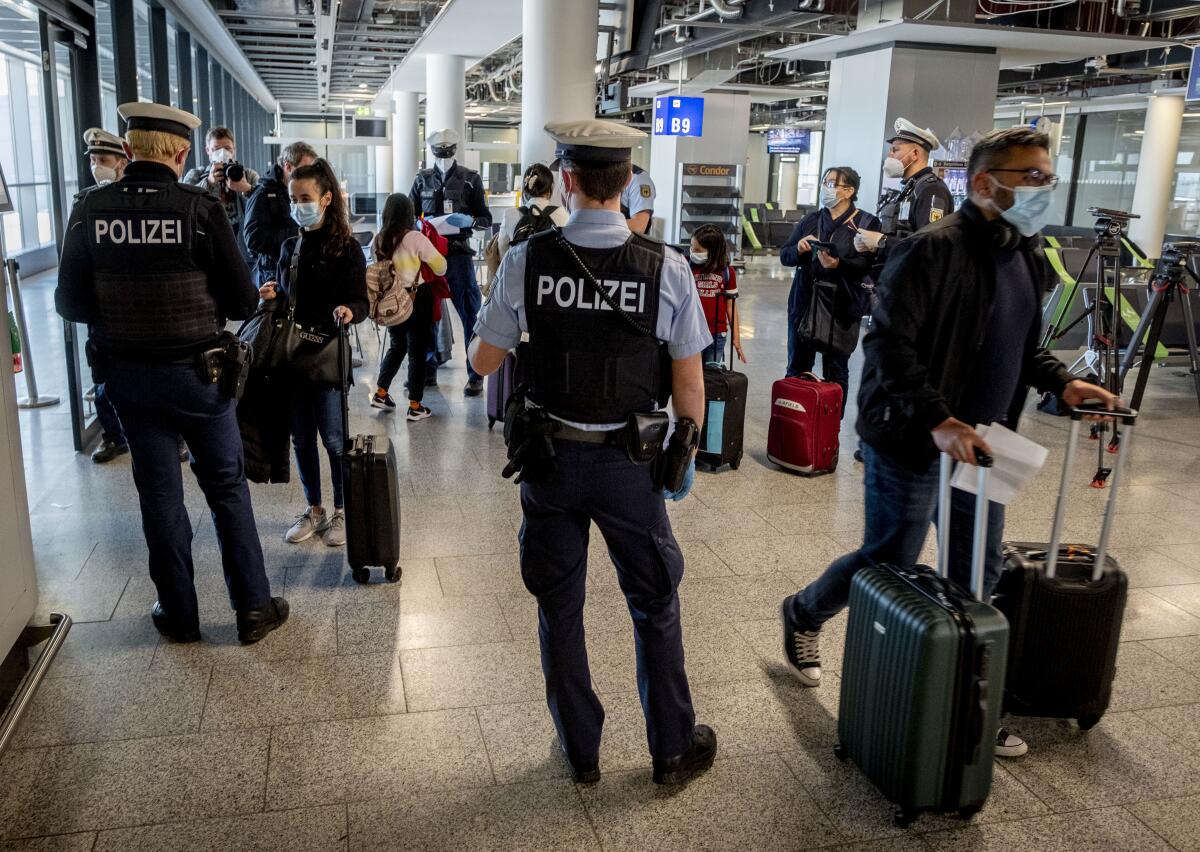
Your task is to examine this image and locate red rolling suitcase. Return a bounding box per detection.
[766,373,842,474]
[992,404,1138,729]
[486,351,518,430]
[339,326,403,584]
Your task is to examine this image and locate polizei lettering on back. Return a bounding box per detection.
[93,218,184,245]
[535,275,646,314]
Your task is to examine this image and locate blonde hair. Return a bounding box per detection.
[126,129,189,161]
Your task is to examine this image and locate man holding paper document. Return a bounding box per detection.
[780,127,1118,758]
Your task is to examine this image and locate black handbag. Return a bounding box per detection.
[800,280,861,358]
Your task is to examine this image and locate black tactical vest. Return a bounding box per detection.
[79,180,221,356]
[414,165,477,242]
[523,232,667,424]
[877,170,942,238]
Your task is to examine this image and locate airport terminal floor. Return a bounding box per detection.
[2,257,1200,851]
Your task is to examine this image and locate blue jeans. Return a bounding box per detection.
[426,252,482,382]
[702,332,727,367]
[291,384,345,509]
[787,443,1006,631]
[105,359,272,627]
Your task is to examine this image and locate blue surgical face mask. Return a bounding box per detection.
[291,201,323,228]
[993,179,1055,237]
[821,187,840,209]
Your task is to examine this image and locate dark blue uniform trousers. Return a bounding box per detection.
[94,383,126,445]
[518,440,696,765]
[426,252,482,382]
[105,359,272,630]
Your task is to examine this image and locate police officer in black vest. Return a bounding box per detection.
[853,118,953,257]
[470,119,717,788]
[55,102,288,645]
[409,128,493,396]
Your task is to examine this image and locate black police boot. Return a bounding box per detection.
[237,597,290,644]
[150,601,201,643]
[652,724,717,785]
[558,742,600,784]
[91,439,129,464]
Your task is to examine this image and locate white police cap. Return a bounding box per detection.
[427,129,461,148]
[117,102,201,140]
[887,118,939,151]
[546,119,646,163]
[83,127,126,157]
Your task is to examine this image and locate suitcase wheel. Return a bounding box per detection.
[730,457,741,471]
[1077,713,1102,731]
[487,417,496,430]
[893,806,919,829]
[351,567,371,585]
[832,742,848,762]
[385,565,403,584]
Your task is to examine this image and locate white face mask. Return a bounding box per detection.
[882,156,906,179]
[689,249,708,266]
[210,148,233,165]
[91,165,117,185]
[435,157,455,173]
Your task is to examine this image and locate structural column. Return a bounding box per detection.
[1129,93,1185,258]
[393,90,420,193]
[425,54,466,152]
[520,0,599,167]
[374,109,394,199]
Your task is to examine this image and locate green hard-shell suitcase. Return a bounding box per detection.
[836,456,1010,828]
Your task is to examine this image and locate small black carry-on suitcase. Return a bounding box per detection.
[339,326,403,584]
[992,404,1137,729]
[836,454,1009,829]
[697,305,747,472]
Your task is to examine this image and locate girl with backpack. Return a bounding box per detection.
[497,163,569,254]
[258,159,367,547]
[689,223,745,367]
[370,193,447,420]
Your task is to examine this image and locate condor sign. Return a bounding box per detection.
[653,96,704,137]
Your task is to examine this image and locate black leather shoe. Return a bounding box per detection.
[237,597,290,644]
[652,725,717,785]
[150,601,201,643]
[91,440,129,464]
[559,742,600,784]
[463,379,484,397]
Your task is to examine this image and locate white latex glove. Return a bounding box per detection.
[853,229,885,252]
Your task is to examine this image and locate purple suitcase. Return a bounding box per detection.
[486,351,517,430]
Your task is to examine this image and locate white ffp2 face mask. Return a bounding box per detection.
[882,156,906,179]
[689,249,708,266]
[91,165,117,185]
[435,157,455,173]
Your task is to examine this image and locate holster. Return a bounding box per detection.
[194,333,252,400]
[501,398,559,484]
[624,411,669,465]
[655,418,700,491]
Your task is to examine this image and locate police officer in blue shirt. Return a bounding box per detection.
[620,164,656,234]
[469,119,716,787]
[55,102,288,645]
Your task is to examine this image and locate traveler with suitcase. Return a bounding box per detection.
[688,223,744,368]
[259,159,369,547]
[369,193,447,421]
[779,127,1119,759]
[779,166,880,413]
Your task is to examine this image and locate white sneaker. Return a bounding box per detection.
[995,727,1028,758]
[324,510,346,547]
[285,508,329,543]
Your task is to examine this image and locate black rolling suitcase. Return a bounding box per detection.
[992,404,1137,729]
[836,454,1009,829]
[338,325,403,584]
[697,294,747,471]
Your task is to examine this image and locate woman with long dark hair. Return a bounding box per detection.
[688,223,745,367]
[259,158,368,546]
[370,192,447,419]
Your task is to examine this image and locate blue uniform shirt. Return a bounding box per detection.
[475,208,712,429]
[621,171,657,220]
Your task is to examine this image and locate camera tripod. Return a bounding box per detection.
[1117,244,1200,414]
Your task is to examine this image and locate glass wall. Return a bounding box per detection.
[95,0,118,130]
[281,118,375,196]
[0,52,55,255]
[134,0,152,101]
[166,15,179,108]
[1168,113,1200,236]
[1069,110,1143,226]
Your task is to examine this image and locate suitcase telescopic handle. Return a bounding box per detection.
[1047,406,1138,581]
[936,449,993,602]
[337,317,351,455]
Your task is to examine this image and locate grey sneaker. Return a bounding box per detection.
[324,510,346,547]
[285,507,329,543]
[995,727,1028,758]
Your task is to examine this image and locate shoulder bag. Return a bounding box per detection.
[277,237,349,387]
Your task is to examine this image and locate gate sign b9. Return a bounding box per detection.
[654,96,704,137]
[1188,45,1200,104]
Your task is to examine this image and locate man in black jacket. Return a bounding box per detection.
[243,141,318,285]
[779,127,1117,758]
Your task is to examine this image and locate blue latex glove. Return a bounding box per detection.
[663,458,696,502]
[446,212,474,229]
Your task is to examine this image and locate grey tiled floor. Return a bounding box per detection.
[4,258,1200,851]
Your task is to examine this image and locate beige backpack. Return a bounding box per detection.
[366,258,414,327]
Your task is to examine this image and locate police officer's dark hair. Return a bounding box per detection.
[289,158,354,255]
[690,223,728,274]
[373,193,417,262]
[968,127,1050,179]
[823,167,861,204]
[561,159,631,203]
[522,163,555,199]
[279,141,318,169]
[206,126,235,146]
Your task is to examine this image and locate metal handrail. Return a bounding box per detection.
[0,613,72,756]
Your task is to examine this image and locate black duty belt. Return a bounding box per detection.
[554,424,624,445]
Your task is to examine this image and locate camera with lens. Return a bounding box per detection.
[223,161,246,184]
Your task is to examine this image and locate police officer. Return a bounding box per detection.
[469,119,716,787]
[409,128,493,396]
[83,127,128,186]
[55,102,288,645]
[853,118,954,255]
[620,164,656,234]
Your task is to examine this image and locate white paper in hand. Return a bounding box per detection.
[951,423,1048,506]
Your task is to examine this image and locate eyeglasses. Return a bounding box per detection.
[821,181,850,190]
[988,168,1060,188]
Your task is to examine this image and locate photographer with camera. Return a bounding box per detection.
[183,127,259,259]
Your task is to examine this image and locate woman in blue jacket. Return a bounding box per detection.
[780,167,881,415]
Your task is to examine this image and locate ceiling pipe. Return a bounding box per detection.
[708,0,749,19]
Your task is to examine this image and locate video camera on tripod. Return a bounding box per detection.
[1088,207,1137,242]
